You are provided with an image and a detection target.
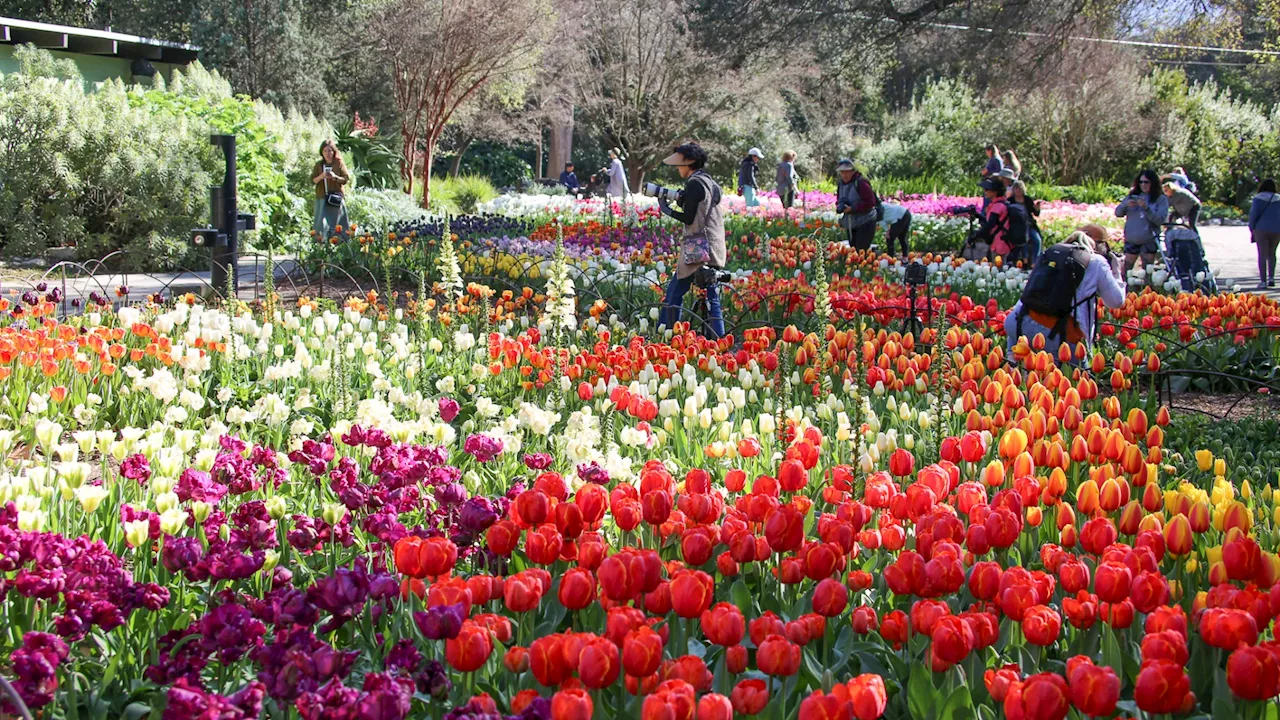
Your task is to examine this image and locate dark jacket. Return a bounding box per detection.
[836,173,876,215]
[738,157,759,189]
[559,171,579,191]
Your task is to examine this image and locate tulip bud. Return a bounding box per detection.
[191,501,212,524]
[75,485,108,513]
[124,519,151,548]
[266,495,288,520]
[159,508,188,536]
[322,502,347,525]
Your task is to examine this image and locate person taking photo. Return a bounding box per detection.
[656,142,727,338]
[1003,228,1126,360]
[1115,169,1169,274]
[835,159,878,250]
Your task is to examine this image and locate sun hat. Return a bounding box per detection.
[748,148,764,158]
[998,167,1017,181]
[835,159,855,171]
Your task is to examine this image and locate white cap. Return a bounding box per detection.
[747,148,763,158]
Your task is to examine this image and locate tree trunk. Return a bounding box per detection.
[450,137,473,178]
[420,142,435,210]
[401,127,417,196]
[547,117,574,177]
[626,158,648,193]
[534,127,544,180]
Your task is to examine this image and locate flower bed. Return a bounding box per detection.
[2,230,1280,718]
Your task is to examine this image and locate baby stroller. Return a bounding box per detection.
[1163,223,1217,293]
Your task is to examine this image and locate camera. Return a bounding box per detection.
[643,182,682,203]
[693,266,732,289]
[904,261,928,286]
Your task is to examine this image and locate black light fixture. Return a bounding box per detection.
[130,57,157,78]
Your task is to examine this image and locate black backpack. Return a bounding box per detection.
[860,177,884,222]
[1005,201,1029,247]
[1020,244,1093,318]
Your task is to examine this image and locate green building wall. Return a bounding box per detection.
[0,44,186,86]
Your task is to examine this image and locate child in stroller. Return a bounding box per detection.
[1163,222,1217,293]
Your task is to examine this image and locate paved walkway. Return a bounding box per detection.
[1199,225,1279,299]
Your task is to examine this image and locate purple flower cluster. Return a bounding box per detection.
[0,507,168,646]
[288,436,336,476]
[295,673,414,720]
[463,433,503,463]
[7,632,69,710]
[163,678,265,720]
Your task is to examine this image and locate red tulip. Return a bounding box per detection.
[531,634,570,687]
[1065,656,1119,718]
[1226,645,1280,700]
[1134,660,1194,714]
[730,678,769,715]
[812,578,849,617]
[1200,607,1259,650]
[670,570,714,619]
[445,620,493,672]
[701,603,745,647]
[697,692,734,720]
[748,611,786,646]
[888,448,915,477]
[1093,561,1131,604]
[558,568,596,610]
[622,627,664,678]
[756,634,800,677]
[984,665,1021,703]
[930,615,974,665]
[726,644,748,674]
[845,673,888,720]
[879,610,909,649]
[1004,672,1069,720]
[1021,605,1062,647]
[551,688,593,720]
[578,635,620,689]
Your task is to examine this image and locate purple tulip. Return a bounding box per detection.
[438,397,460,422]
[413,602,465,640]
[463,433,503,463]
[522,452,553,470]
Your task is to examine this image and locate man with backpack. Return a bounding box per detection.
[1003,229,1126,360]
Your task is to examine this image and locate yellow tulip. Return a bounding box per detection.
[1241,480,1253,500]
[1205,545,1223,565]
[1196,449,1214,472]
[1213,458,1226,476]
[1184,558,1199,573]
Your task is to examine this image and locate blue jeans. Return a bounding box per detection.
[1026,228,1042,266]
[662,274,724,338]
[743,185,759,207]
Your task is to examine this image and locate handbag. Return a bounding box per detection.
[323,176,343,208]
[680,176,713,266]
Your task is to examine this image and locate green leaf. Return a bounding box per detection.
[122,703,151,720]
[730,579,754,617]
[1100,626,1124,685]
[938,686,973,720]
[907,663,937,720]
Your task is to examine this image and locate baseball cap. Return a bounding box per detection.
[748,148,763,158]
[979,178,1004,192]
[835,159,855,171]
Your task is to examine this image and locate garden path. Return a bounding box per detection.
[1198,226,1280,299]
